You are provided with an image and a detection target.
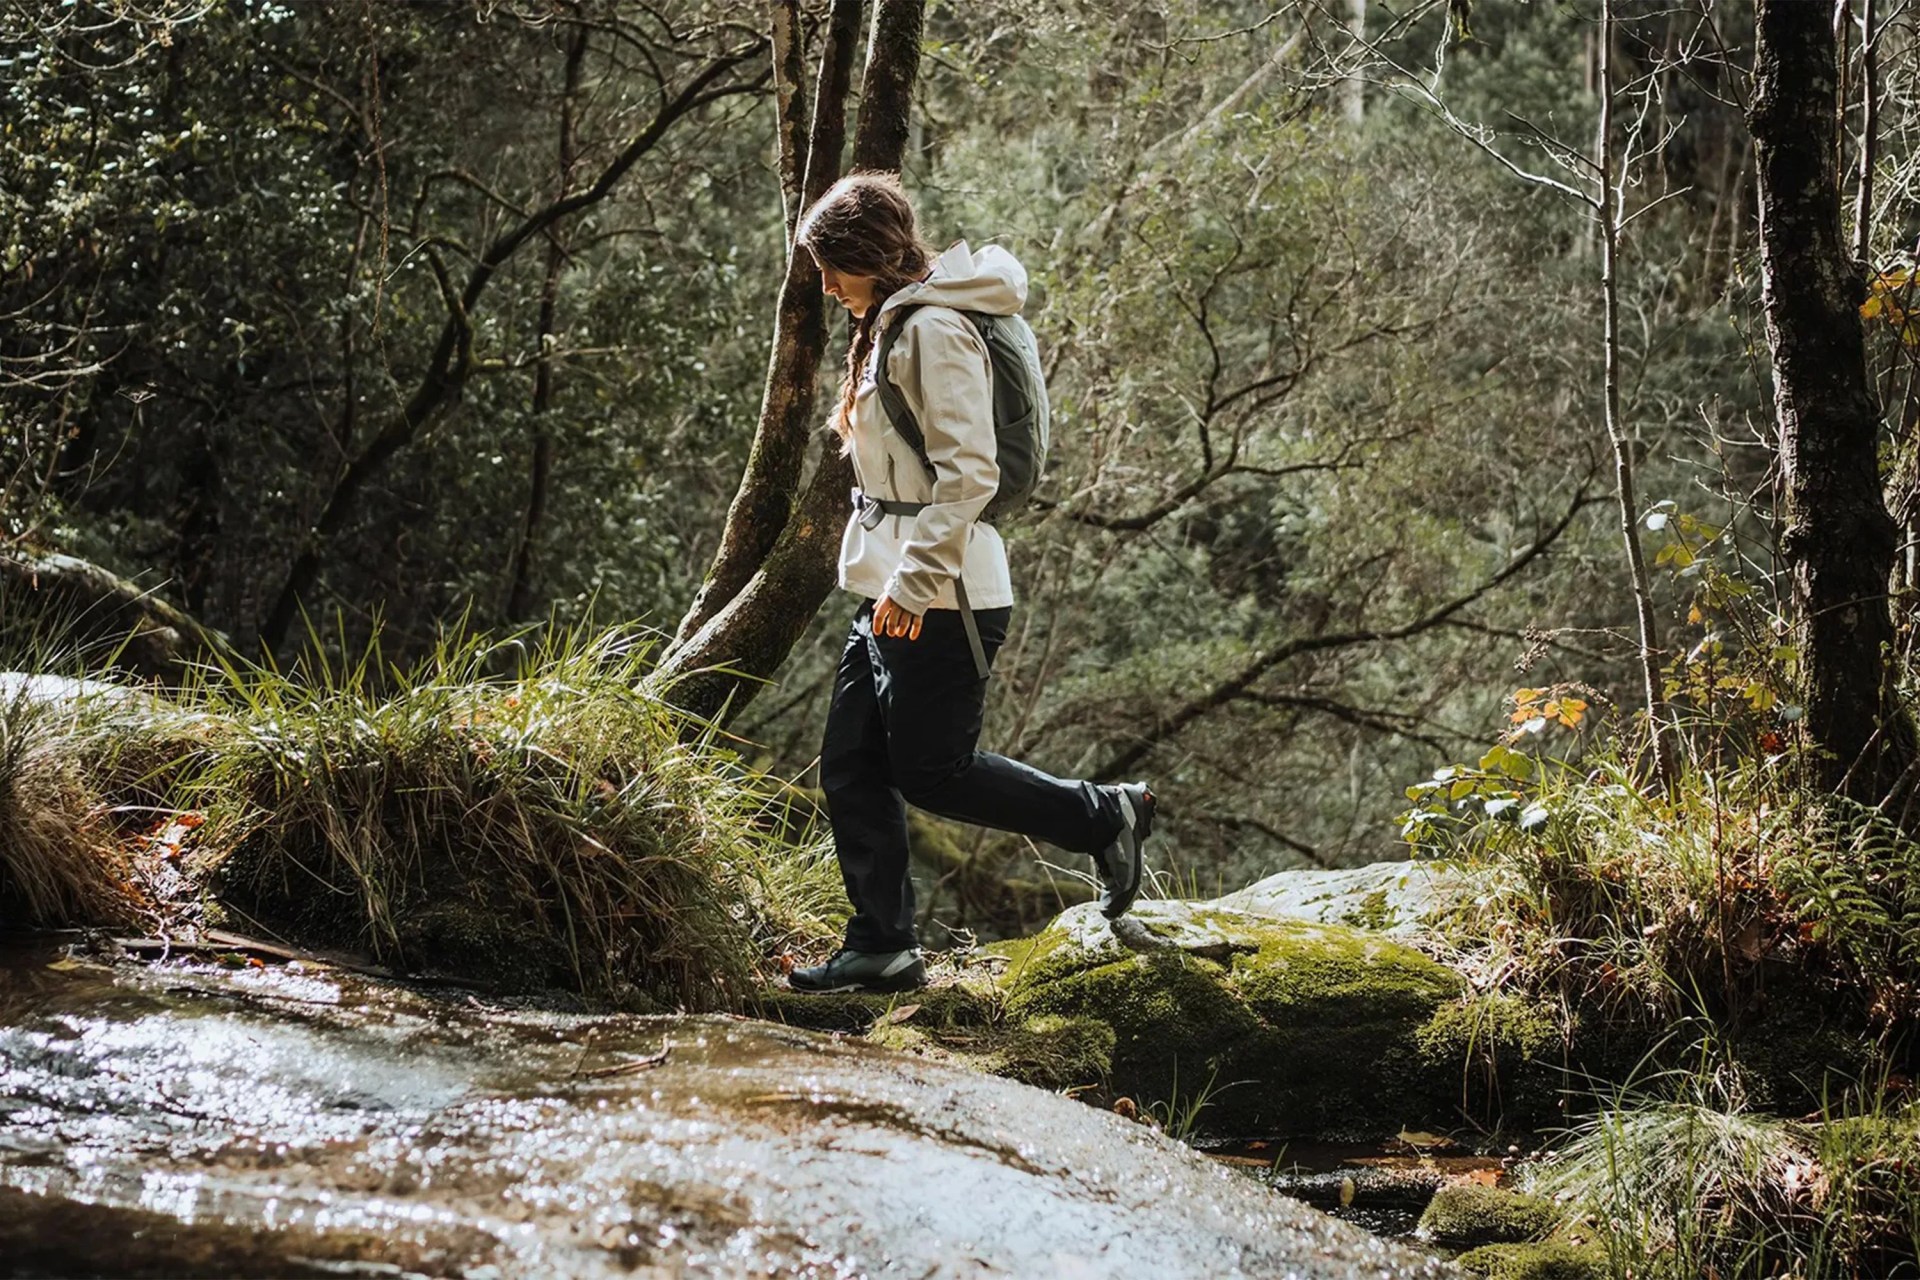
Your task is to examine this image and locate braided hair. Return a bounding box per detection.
[795,173,935,443]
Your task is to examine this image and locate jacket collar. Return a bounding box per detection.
[875,240,972,320]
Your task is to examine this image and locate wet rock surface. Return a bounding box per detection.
[0,939,1457,1279]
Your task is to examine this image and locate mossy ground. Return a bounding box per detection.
[1454,1240,1606,1280]
[760,912,1571,1141]
[1415,1182,1558,1249]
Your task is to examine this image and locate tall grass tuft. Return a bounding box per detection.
[1527,1070,1920,1278]
[160,623,842,1009]
[1,616,843,1009]
[0,686,141,928]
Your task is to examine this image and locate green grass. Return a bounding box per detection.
[1144,1057,1228,1141]
[0,684,141,928]
[1521,1068,1920,1278]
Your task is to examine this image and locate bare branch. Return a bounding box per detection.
[1091,484,1597,780]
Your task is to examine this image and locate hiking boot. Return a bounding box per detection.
[1094,782,1155,919]
[788,948,927,994]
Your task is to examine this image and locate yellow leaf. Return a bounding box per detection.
[1514,688,1544,705]
[1688,603,1703,624]
[1397,1129,1455,1148]
[1863,294,1887,321]
[1340,1176,1357,1207]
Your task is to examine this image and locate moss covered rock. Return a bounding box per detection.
[996,905,1499,1137]
[870,1012,1117,1091]
[753,978,1000,1035]
[1454,1240,1606,1280]
[1415,1183,1558,1248]
[755,875,1581,1140]
[758,900,1573,1139]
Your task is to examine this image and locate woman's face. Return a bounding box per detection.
[816,258,878,315]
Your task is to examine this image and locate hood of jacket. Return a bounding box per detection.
[877,240,1027,320]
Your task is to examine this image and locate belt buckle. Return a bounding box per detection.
[855,489,887,531]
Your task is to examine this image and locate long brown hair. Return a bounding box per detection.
[796,173,935,440]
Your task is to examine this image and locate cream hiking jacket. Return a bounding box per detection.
[837,240,1021,616]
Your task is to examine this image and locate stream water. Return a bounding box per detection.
[0,937,1456,1279]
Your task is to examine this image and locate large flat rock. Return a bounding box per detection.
[0,940,1455,1279]
[1217,860,1493,936]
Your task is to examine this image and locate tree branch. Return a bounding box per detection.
[1092,483,1595,780]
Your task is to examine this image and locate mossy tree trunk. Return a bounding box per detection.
[1751,0,1916,805]
[659,0,926,724]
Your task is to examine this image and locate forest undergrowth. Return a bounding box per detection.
[1402,672,1920,1275]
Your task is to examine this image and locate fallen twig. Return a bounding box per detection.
[578,1044,672,1078]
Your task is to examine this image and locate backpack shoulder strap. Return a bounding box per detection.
[875,303,990,473]
[874,302,929,468]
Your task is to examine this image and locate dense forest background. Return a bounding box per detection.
[6,0,1918,938]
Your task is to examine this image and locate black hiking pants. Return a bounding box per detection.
[821,599,1122,953]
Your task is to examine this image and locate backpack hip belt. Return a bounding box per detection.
[851,487,991,681]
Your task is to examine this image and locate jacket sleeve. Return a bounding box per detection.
[881,308,1000,614]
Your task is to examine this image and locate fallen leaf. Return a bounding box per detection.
[46,958,84,972]
[1339,1176,1356,1207]
[880,1003,922,1026]
[1396,1129,1455,1150]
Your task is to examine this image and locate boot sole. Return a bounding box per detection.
[787,969,928,995]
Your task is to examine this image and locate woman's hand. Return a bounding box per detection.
[873,594,924,640]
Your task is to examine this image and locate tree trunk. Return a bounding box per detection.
[1599,0,1677,792]
[1752,0,1914,803]
[658,0,925,723]
[0,546,234,682]
[851,0,925,171]
[669,0,865,651]
[1337,0,1365,126]
[506,17,587,625]
[657,451,851,722]
[771,0,812,249]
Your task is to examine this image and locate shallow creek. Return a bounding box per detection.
[0,938,1456,1279]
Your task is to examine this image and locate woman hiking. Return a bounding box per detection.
[788,173,1156,996]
